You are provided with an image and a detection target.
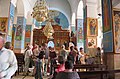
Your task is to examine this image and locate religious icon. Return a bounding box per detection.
[15,25,22,40]
[0,18,7,32]
[90,19,96,35]
[113,9,120,53]
[1,20,6,31]
[87,18,98,36]
[56,40,60,47]
[88,38,97,48]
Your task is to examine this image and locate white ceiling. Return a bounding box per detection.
[27,0,81,24]
[12,0,120,24]
[27,0,120,23]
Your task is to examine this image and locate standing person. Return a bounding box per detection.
[55,56,65,73]
[55,60,80,79]
[33,44,39,57]
[35,51,45,79]
[0,36,18,79]
[74,46,80,64]
[52,56,65,79]
[67,46,77,64]
[59,45,67,60]
[25,43,29,49]
[32,44,39,75]
[79,47,85,64]
[24,45,33,75]
[49,47,57,75]
[42,43,49,76]
[4,42,12,49]
[95,47,101,64]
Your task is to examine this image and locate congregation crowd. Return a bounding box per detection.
[0,35,102,79]
[24,42,102,79]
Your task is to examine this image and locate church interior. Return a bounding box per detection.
[1,0,120,79]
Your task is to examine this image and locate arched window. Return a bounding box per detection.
[77,0,83,19]
[47,41,54,48]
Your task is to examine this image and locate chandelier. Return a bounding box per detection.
[43,20,54,39]
[32,0,48,22]
[32,0,55,39]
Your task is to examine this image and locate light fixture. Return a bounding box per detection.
[32,0,48,22]
[32,0,54,39]
[32,0,55,39]
[43,20,54,39]
[42,10,59,39]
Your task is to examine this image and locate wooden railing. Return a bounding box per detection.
[53,64,120,79]
[78,69,120,79]
[53,64,107,71]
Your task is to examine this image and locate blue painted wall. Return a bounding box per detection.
[77,19,84,49]
[7,2,15,42]
[14,17,26,49]
[34,10,69,29]
[103,31,113,52]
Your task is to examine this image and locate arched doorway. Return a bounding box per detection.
[47,41,55,48]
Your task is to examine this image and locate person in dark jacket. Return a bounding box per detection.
[55,60,80,79]
[35,51,45,79]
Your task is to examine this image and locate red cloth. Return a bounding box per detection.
[55,64,65,73]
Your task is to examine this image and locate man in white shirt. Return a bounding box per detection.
[0,36,18,79]
[24,45,33,75]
